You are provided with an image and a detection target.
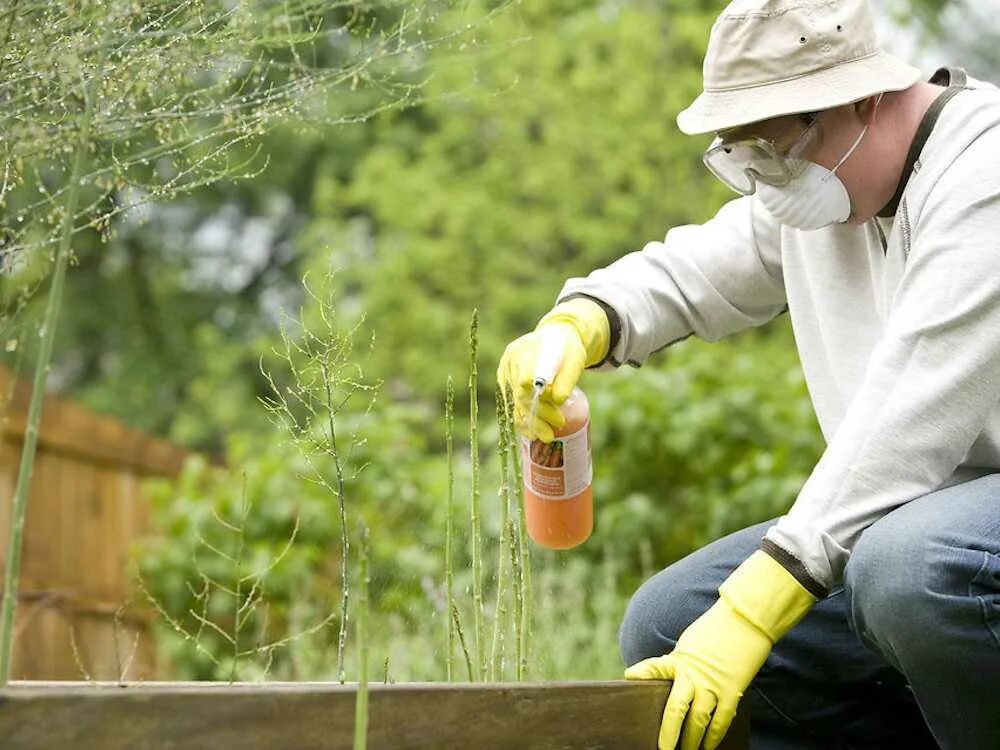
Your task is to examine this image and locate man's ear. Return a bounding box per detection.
[854,93,883,124]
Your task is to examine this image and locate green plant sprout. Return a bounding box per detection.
[489,394,513,681]
[259,272,380,683]
[468,308,485,680]
[500,384,531,680]
[444,375,456,681]
[354,524,370,750]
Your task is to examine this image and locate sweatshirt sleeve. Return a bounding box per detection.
[763,134,1000,598]
[556,196,786,368]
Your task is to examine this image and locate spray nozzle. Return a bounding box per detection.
[532,327,566,393]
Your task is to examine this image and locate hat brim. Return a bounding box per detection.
[676,51,923,136]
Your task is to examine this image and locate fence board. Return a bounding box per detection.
[0,681,751,749]
[0,368,190,476]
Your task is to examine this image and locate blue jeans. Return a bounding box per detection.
[618,474,1000,749]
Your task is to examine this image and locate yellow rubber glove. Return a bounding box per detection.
[624,550,818,750]
[496,298,610,442]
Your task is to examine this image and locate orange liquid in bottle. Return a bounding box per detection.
[522,387,593,550]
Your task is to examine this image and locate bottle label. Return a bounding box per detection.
[521,419,592,500]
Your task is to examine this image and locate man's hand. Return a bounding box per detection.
[625,550,818,750]
[496,298,610,442]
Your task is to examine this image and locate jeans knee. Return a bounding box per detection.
[845,514,966,664]
[847,520,912,622]
[618,562,710,668]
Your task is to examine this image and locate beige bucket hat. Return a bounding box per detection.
[677,0,922,135]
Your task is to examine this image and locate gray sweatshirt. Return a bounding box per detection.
[558,71,1000,597]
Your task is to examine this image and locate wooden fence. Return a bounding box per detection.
[0,366,193,681]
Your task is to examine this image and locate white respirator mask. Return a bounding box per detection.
[756,95,882,231]
[754,161,853,230]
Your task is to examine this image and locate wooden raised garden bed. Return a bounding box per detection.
[0,680,750,749]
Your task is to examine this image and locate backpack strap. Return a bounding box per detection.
[929,66,969,87]
[877,81,966,218]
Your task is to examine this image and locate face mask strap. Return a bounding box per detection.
[829,93,884,176]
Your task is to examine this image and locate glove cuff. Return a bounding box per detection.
[537,298,611,368]
[719,550,818,643]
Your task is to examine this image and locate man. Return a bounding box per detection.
[497,1,1000,748]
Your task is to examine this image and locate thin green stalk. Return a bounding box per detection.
[488,522,509,681]
[489,394,513,680]
[444,376,455,682]
[508,517,522,682]
[353,525,370,750]
[0,31,107,686]
[468,309,484,680]
[503,385,532,680]
[451,605,474,682]
[320,360,350,685]
[230,474,249,684]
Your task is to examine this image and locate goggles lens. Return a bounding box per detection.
[703,117,819,195]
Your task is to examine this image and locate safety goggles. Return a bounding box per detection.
[703,114,821,196]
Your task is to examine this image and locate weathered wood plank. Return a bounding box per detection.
[0,366,193,476]
[0,681,750,749]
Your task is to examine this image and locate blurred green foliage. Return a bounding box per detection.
[11,0,992,680]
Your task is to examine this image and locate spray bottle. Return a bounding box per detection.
[521,328,594,550]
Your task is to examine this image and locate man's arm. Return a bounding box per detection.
[764,132,1000,597]
[556,195,787,368]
